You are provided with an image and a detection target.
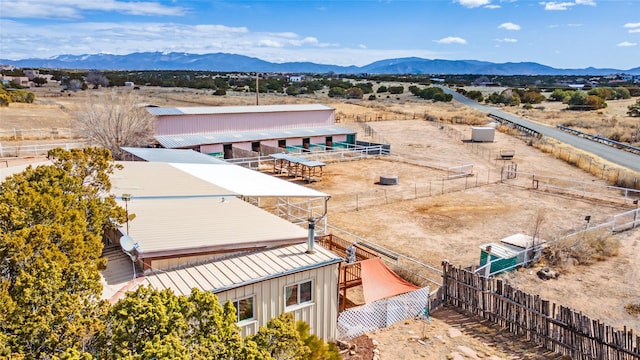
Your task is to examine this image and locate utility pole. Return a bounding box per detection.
[122,194,131,234]
[255,72,259,106]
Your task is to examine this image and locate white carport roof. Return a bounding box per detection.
[110,161,327,199]
[170,162,329,198]
[111,161,236,198]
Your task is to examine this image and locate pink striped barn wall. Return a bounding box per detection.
[156,109,334,136]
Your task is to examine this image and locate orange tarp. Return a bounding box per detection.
[360,257,420,303]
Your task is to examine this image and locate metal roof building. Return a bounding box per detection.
[147,104,356,158]
[101,159,342,341]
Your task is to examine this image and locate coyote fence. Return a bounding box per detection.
[436,262,640,359]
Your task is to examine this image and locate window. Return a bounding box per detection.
[233,296,254,322]
[285,280,313,307]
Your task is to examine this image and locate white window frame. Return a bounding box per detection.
[284,279,314,309]
[232,295,255,323]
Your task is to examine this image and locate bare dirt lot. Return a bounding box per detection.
[2,84,639,359]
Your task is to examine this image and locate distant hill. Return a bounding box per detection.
[1,52,638,76]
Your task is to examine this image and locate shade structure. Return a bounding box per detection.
[360,258,419,303]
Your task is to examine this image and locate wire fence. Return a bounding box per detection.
[0,128,81,141]
[501,169,640,205]
[329,167,500,212]
[0,141,88,158]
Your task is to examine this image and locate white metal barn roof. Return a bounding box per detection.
[135,243,342,297]
[147,104,334,116]
[170,162,329,198]
[119,196,309,259]
[121,147,227,164]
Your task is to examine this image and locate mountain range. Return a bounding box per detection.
[2,52,639,76]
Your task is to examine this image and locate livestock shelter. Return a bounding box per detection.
[147,104,357,158]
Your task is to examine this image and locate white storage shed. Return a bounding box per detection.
[471,127,495,142]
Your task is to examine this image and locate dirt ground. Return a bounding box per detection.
[2,84,639,359]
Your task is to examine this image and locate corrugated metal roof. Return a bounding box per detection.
[147,104,334,117]
[135,243,342,296]
[155,126,355,148]
[121,196,309,258]
[121,147,227,164]
[270,153,325,167]
[111,161,237,198]
[170,162,329,198]
[500,233,545,248]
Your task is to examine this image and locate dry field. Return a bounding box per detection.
[2,84,639,359]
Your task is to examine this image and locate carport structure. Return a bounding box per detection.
[270,153,325,182]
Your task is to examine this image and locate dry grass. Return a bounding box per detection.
[542,228,620,267]
[530,137,640,189]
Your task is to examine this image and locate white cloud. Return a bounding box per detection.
[289,37,319,46]
[454,0,491,8]
[435,37,467,45]
[540,1,596,10]
[541,2,575,11]
[498,22,521,31]
[484,4,501,9]
[630,29,640,34]
[624,23,640,29]
[359,44,367,49]
[257,39,283,48]
[1,0,186,19]
[0,20,337,60]
[495,38,518,43]
[617,41,637,47]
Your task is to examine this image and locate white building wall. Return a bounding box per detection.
[215,263,339,341]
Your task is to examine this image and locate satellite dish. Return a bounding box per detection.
[120,235,136,252]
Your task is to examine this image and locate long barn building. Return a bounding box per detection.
[148,104,357,159]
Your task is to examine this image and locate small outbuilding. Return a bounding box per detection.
[478,242,521,275]
[478,233,545,276]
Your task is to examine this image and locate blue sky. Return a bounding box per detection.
[1,0,638,70]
